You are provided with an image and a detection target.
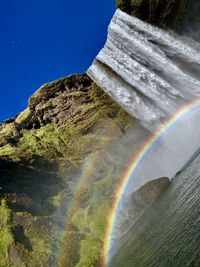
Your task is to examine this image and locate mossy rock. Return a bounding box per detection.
[0,73,136,267]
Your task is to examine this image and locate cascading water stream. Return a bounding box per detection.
[87,9,200,131]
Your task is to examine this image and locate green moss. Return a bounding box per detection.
[0,123,95,166]
[71,190,111,266]
[0,199,15,267]
[75,234,102,267]
[50,192,67,208]
[15,108,31,124]
[0,144,20,160]
[90,202,109,240]
[0,75,135,267]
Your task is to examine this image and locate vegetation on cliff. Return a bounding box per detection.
[0,73,137,266]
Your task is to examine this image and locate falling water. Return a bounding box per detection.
[87,9,200,261]
[87,9,200,130]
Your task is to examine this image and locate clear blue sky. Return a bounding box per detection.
[0,0,116,122]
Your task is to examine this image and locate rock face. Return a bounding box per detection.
[116,0,188,27]
[129,177,170,216]
[1,74,100,134]
[0,73,137,267]
[0,73,131,156]
[113,178,171,243]
[27,74,94,129]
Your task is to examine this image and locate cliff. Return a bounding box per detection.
[0,1,189,266]
[0,73,136,267]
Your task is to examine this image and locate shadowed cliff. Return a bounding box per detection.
[117,0,188,28]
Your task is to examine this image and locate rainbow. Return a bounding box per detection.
[103,98,200,266]
[57,120,122,266]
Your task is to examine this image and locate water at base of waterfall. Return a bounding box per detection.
[110,151,200,267]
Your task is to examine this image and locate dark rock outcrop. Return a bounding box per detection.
[27,74,93,129]
[116,0,188,28]
[114,177,171,242]
[129,177,171,216]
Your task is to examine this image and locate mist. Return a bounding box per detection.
[126,106,200,194]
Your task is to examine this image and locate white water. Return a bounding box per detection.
[88,9,200,130]
[87,8,200,252]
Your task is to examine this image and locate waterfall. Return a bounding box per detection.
[87,9,200,130]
